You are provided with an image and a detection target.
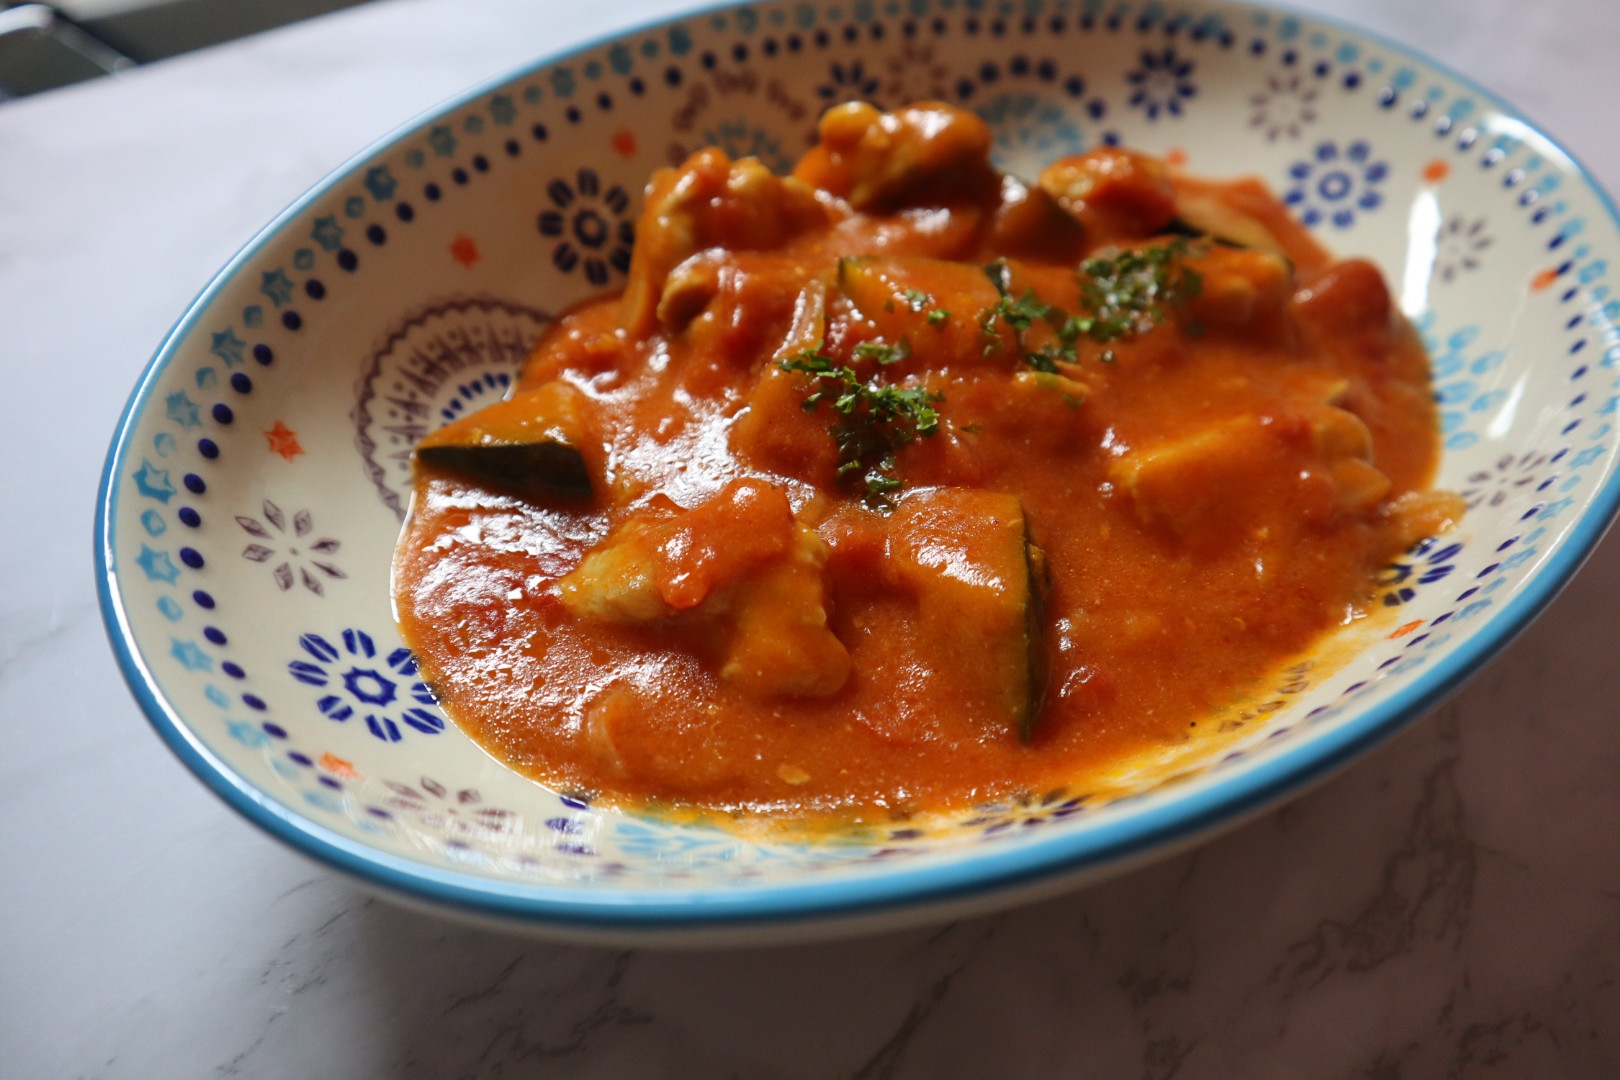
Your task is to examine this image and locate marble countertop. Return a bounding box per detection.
[5,0,1620,1075]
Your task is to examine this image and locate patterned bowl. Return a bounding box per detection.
[97,0,1620,945]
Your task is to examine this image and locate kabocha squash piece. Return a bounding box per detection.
[414,381,593,499]
[836,255,1006,366]
[888,489,1049,740]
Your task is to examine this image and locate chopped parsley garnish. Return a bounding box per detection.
[981,240,1203,370]
[779,342,942,509]
[901,286,951,329]
[1077,239,1204,352]
[902,287,934,312]
[853,337,912,365]
[981,265,1077,370]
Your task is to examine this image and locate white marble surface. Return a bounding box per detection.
[5,0,1620,1075]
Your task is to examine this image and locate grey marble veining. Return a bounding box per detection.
[4,0,1620,1076]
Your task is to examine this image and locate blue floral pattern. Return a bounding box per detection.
[700,119,795,174]
[1416,317,1509,451]
[818,59,881,107]
[288,629,442,743]
[976,93,1086,166]
[1126,48,1196,121]
[1284,140,1389,228]
[1377,537,1462,607]
[537,168,634,286]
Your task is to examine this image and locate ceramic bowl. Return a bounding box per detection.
[98,0,1620,945]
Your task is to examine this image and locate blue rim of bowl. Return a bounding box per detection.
[97,0,1620,933]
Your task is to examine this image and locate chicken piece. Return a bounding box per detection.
[729,278,837,483]
[655,249,727,333]
[558,479,850,697]
[1111,404,1394,538]
[1038,147,1177,241]
[730,363,842,486]
[557,517,671,623]
[621,149,828,336]
[1111,419,1273,538]
[1182,245,1294,328]
[986,174,1086,263]
[794,101,999,212]
[1293,258,1394,336]
[1383,490,1467,552]
[717,526,852,698]
[887,489,1048,739]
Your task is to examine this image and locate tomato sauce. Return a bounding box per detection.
[394,102,1460,824]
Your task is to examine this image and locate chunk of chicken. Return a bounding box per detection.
[985,174,1086,263]
[1111,405,1394,539]
[716,526,851,698]
[1038,147,1177,241]
[621,149,828,336]
[557,516,671,623]
[558,479,851,697]
[1182,245,1294,328]
[1293,258,1394,336]
[793,101,998,211]
[1382,490,1467,552]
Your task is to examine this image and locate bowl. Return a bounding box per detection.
[97,0,1620,945]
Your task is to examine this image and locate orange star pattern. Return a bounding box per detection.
[450,234,480,268]
[319,752,359,779]
[264,420,304,461]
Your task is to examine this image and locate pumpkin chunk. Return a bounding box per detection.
[887,488,1048,739]
[414,381,593,499]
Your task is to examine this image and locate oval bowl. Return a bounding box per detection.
[98,0,1620,945]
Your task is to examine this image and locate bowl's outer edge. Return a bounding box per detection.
[95,0,1620,939]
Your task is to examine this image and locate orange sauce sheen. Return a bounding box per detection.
[394,102,1458,824]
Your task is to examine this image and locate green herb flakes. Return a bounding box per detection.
[902,287,934,312]
[980,241,1203,373]
[779,342,942,510]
